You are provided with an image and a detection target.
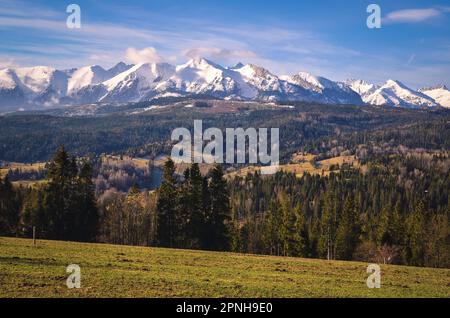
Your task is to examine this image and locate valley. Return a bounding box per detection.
[1,99,449,273]
[1,99,448,190]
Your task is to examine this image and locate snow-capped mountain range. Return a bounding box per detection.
[1,58,449,111]
[346,79,439,108]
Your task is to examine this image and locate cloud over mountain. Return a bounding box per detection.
[125,47,165,64]
[183,47,258,61]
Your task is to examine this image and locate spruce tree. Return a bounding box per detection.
[318,192,336,259]
[387,202,405,246]
[376,207,390,246]
[286,203,306,257]
[177,167,191,247]
[274,194,289,256]
[76,161,98,242]
[405,201,426,266]
[156,158,178,247]
[209,164,231,251]
[335,196,360,260]
[43,146,77,240]
[41,147,98,242]
[186,163,204,249]
[262,202,276,255]
[0,176,20,236]
[201,176,212,249]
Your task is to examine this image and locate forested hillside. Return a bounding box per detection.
[0,101,449,269]
[1,102,449,163]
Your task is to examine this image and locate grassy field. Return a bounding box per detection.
[0,162,47,188]
[0,237,449,298]
[0,162,46,177]
[226,155,360,179]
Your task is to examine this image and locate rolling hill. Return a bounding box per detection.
[0,237,448,298]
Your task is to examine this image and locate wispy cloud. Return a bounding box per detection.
[0,0,364,70]
[182,47,258,61]
[385,7,448,24]
[0,0,58,18]
[0,1,449,88]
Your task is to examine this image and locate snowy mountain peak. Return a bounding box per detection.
[366,79,437,108]
[419,85,450,108]
[281,72,363,105]
[385,79,406,88]
[108,62,133,77]
[174,58,227,86]
[345,79,379,97]
[102,62,175,99]
[180,57,222,71]
[67,65,109,94]
[13,66,59,93]
[296,71,331,89]
[0,68,18,90]
[236,64,274,80]
[286,72,348,94]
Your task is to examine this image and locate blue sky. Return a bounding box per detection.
[0,0,449,88]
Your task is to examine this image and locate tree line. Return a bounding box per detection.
[0,147,233,252]
[156,159,232,251]
[229,154,449,268]
[1,146,98,242]
[1,147,449,268]
[95,158,233,251]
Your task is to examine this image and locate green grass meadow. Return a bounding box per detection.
[0,237,448,298]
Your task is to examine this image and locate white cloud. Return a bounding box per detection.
[0,1,449,88]
[385,8,442,23]
[125,47,164,64]
[182,47,258,60]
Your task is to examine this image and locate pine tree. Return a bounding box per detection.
[185,163,204,249]
[209,164,231,251]
[405,201,425,266]
[262,203,276,255]
[274,194,289,256]
[376,207,389,246]
[201,176,212,249]
[156,158,178,247]
[388,201,405,246]
[422,211,449,268]
[335,196,360,260]
[318,192,337,259]
[43,146,78,240]
[0,175,20,236]
[39,147,98,242]
[286,203,306,257]
[76,161,98,242]
[176,167,191,247]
